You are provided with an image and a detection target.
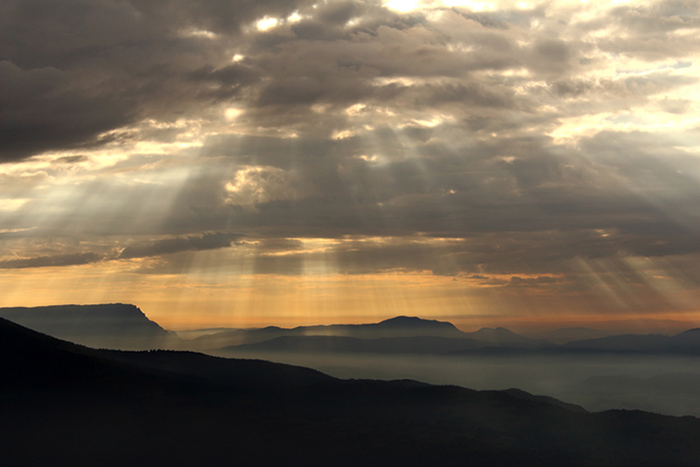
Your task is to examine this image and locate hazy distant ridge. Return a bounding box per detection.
[4,304,700,356]
[213,318,551,354]
[0,303,179,350]
[219,320,700,356]
[191,315,468,349]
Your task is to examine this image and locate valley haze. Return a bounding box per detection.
[4,310,700,466]
[4,303,700,417]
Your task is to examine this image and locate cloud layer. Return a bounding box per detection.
[1,0,699,324]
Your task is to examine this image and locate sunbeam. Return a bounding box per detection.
[1,0,699,369]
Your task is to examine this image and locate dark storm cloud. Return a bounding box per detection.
[0,252,103,269]
[0,0,312,162]
[0,0,590,160]
[118,232,244,259]
[0,60,138,162]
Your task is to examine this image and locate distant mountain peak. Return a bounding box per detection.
[380,315,423,323]
[0,303,174,350]
[0,303,152,320]
[376,316,459,330]
[380,316,424,324]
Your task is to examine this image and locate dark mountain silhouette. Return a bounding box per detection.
[372,315,462,333]
[193,317,700,356]
[4,316,700,466]
[8,304,700,356]
[187,325,301,349]
[187,315,466,349]
[502,388,588,413]
[190,316,544,350]
[575,372,700,416]
[107,348,334,392]
[670,328,700,352]
[0,315,333,396]
[219,326,549,356]
[0,303,181,350]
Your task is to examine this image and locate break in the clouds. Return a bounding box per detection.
[1,0,700,325]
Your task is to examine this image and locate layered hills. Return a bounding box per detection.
[3,304,700,356]
[192,316,549,352]
[3,316,700,466]
[188,315,468,349]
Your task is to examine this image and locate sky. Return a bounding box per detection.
[1,0,699,331]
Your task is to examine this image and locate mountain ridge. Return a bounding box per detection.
[4,304,700,356]
[4,315,700,466]
[190,314,469,349]
[0,303,180,350]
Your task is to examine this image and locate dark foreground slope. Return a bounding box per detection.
[2,318,700,467]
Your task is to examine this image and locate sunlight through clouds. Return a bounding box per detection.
[1,0,699,330]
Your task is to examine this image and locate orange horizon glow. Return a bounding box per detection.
[2,259,698,334]
[2,0,699,336]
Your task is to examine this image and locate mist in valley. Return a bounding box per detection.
[217,349,700,417]
[6,304,700,418]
